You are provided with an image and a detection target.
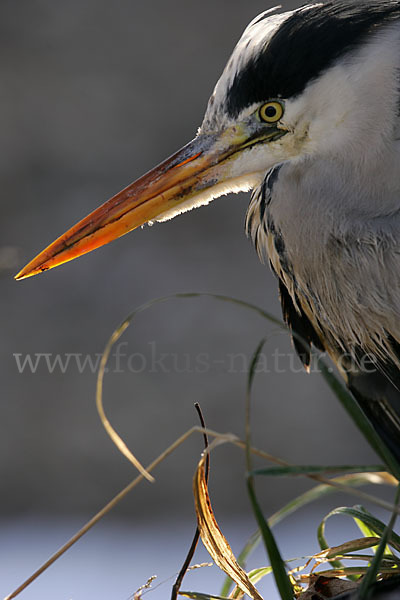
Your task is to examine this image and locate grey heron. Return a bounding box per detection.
[15,1,400,462]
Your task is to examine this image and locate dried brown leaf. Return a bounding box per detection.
[193,454,264,600]
[314,537,380,561]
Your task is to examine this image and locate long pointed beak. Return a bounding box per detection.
[15,122,283,280]
[15,133,235,280]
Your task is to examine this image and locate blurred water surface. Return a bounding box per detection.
[1,510,369,600]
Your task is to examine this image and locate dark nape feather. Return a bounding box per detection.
[278,279,324,367]
[227,0,400,117]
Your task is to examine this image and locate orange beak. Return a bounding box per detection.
[15,133,234,280]
[15,120,283,280]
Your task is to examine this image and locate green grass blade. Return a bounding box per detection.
[355,506,397,558]
[221,473,391,597]
[247,567,273,585]
[318,505,400,553]
[358,485,400,598]
[229,567,276,599]
[246,480,294,600]
[267,474,393,530]
[245,340,294,600]
[317,510,352,578]
[355,509,380,542]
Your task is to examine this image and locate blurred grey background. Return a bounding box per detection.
[0,1,387,598]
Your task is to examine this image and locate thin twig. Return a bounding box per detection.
[171,404,209,600]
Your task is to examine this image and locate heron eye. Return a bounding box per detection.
[259,101,284,123]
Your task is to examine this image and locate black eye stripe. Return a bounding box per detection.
[226,2,400,119]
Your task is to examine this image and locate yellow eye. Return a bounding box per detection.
[259,101,284,123]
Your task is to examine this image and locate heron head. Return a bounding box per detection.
[16,1,400,280]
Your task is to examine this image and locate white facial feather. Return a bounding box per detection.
[283,22,400,164]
